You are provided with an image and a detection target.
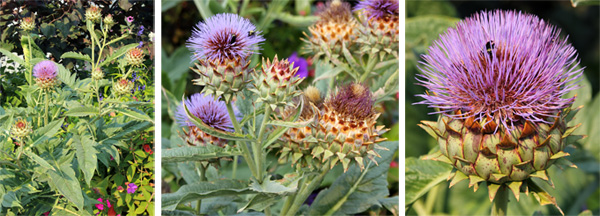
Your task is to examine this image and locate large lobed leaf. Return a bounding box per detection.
[308,141,399,215]
[162,146,242,163]
[72,133,98,187]
[162,180,255,210]
[405,155,452,205]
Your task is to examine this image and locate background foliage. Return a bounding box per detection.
[405,1,600,215]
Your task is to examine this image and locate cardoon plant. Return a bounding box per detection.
[415,10,584,215]
[0,2,155,215]
[162,0,399,214]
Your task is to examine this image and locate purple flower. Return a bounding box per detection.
[187,13,265,61]
[137,26,144,36]
[414,10,582,131]
[33,60,58,80]
[175,93,242,132]
[354,0,399,20]
[288,52,308,78]
[126,183,137,194]
[125,16,134,23]
[137,41,144,48]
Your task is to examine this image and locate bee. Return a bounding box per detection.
[484,40,495,57]
[230,34,237,44]
[248,30,256,37]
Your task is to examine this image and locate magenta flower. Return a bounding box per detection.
[187,13,264,61]
[288,52,308,78]
[354,0,399,20]
[106,199,111,208]
[95,198,104,211]
[117,185,124,192]
[126,183,137,194]
[414,10,582,131]
[125,16,134,23]
[33,60,58,80]
[175,93,241,132]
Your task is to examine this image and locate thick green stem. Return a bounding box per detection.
[43,92,49,125]
[225,102,258,178]
[285,166,330,216]
[491,185,509,216]
[27,35,33,85]
[196,163,208,215]
[231,155,238,179]
[359,53,377,82]
[254,106,271,183]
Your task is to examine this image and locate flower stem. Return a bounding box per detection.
[254,106,271,183]
[491,185,509,216]
[44,91,49,125]
[225,102,258,179]
[196,163,208,215]
[231,155,238,179]
[285,166,330,216]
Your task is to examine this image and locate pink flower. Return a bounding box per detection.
[117,185,124,192]
[125,16,134,23]
[95,198,104,211]
[107,199,111,208]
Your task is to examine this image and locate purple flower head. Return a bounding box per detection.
[33,60,58,80]
[176,93,242,132]
[414,10,583,131]
[354,0,399,20]
[137,26,144,36]
[137,41,144,48]
[187,13,265,61]
[288,52,308,78]
[126,183,137,194]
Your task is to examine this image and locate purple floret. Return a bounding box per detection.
[354,0,399,20]
[414,10,583,131]
[186,13,265,61]
[33,60,58,79]
[175,93,242,132]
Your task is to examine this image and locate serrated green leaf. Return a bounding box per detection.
[111,107,154,123]
[99,43,139,67]
[0,48,25,65]
[64,106,98,117]
[309,141,399,215]
[60,52,92,62]
[72,134,98,186]
[405,154,453,205]
[30,119,64,147]
[162,146,242,163]
[24,149,56,172]
[48,164,84,209]
[162,180,254,210]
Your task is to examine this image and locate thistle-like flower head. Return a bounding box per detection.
[33,60,59,90]
[33,60,58,80]
[125,47,145,66]
[354,0,399,20]
[85,6,102,23]
[187,13,264,61]
[327,82,374,120]
[415,10,582,131]
[175,93,241,132]
[20,17,35,31]
[11,118,32,140]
